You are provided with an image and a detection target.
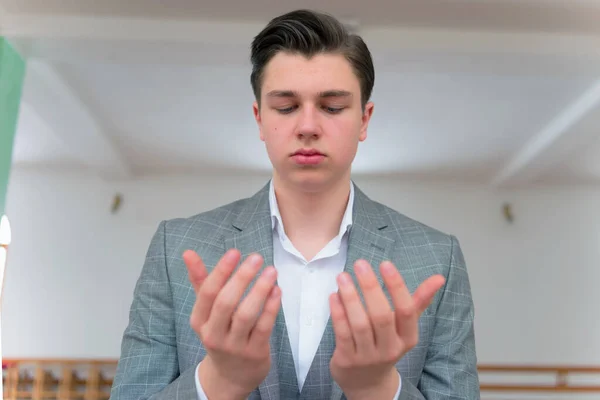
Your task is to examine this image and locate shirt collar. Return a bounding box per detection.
[269,179,354,238]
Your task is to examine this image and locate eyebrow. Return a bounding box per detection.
[266,90,353,99]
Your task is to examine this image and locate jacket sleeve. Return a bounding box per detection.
[110,220,199,399]
[398,235,480,400]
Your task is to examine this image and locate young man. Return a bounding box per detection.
[111,9,479,400]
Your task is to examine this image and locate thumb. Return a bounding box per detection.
[413,275,446,314]
[183,250,208,294]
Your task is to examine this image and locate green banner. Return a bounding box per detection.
[0,38,25,215]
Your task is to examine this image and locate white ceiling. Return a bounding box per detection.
[2,0,600,186]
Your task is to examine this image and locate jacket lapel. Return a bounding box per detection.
[300,185,396,400]
[223,184,274,304]
[222,183,297,400]
[341,185,396,303]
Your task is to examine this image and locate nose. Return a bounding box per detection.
[296,105,321,140]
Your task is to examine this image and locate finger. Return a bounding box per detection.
[230,266,278,342]
[249,285,282,349]
[380,261,418,338]
[183,250,208,294]
[413,275,446,314]
[354,260,396,350]
[329,292,355,354]
[195,249,241,327]
[206,253,264,338]
[336,272,376,354]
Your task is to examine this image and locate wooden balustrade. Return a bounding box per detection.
[4,359,600,398]
[2,359,118,400]
[478,364,600,393]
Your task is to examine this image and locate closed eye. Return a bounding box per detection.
[275,105,345,114]
[277,106,297,114]
[324,106,344,114]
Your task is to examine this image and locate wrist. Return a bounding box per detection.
[344,368,399,400]
[198,357,251,400]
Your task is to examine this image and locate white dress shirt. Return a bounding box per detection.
[195,181,401,399]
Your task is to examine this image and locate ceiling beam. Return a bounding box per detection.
[1,12,600,53]
[21,60,131,179]
[0,14,263,43]
[490,79,600,187]
[2,13,600,73]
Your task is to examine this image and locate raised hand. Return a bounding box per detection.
[329,259,445,399]
[183,248,281,400]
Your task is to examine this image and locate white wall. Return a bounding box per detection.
[2,168,600,368]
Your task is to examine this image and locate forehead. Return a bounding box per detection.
[261,52,360,95]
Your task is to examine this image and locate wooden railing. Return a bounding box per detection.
[4,359,600,398]
[478,364,600,393]
[2,358,118,400]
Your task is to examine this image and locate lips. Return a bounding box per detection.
[290,149,326,165]
[292,149,324,156]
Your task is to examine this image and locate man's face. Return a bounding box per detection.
[253,52,374,192]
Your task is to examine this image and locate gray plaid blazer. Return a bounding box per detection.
[110,182,480,400]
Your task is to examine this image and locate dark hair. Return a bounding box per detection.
[250,9,375,109]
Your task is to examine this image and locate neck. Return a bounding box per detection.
[272,174,352,242]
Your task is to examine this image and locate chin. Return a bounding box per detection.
[286,171,341,193]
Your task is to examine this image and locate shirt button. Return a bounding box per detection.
[305,316,313,326]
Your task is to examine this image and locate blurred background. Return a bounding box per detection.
[1,1,600,398]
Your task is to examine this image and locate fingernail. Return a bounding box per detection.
[380,262,395,277]
[249,254,262,265]
[338,273,352,287]
[263,266,276,278]
[225,249,239,261]
[355,261,368,276]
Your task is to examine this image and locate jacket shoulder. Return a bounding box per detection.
[370,198,455,245]
[165,196,251,232]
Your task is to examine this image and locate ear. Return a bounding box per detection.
[253,101,265,141]
[359,101,374,142]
